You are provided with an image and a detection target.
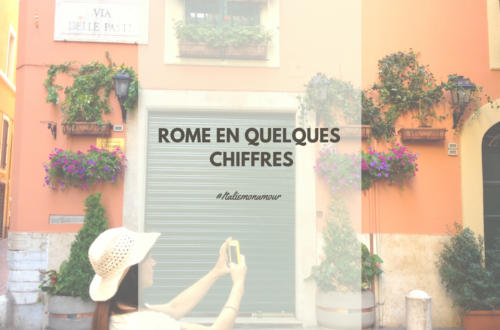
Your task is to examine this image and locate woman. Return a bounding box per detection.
[88,227,247,330]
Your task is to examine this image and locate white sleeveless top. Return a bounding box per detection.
[109,311,181,330]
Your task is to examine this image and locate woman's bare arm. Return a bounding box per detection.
[181,257,246,330]
[148,238,233,319]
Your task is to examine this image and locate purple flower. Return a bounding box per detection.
[377,173,381,177]
[385,173,389,178]
[104,167,110,171]
[82,184,88,189]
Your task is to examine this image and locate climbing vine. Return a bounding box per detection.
[44,52,139,125]
[298,75,362,128]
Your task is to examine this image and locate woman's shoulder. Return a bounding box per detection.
[110,310,181,330]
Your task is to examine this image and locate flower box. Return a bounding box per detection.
[181,0,267,3]
[462,310,500,330]
[337,125,372,139]
[179,42,267,60]
[228,0,268,4]
[61,122,113,137]
[398,127,447,141]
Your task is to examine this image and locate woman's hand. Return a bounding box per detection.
[230,254,247,286]
[211,237,232,278]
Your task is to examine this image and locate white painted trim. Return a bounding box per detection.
[6,25,17,81]
[0,69,15,93]
[124,90,317,325]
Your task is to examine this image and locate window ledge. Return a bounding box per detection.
[0,70,15,94]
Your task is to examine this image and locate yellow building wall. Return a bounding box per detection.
[0,0,19,81]
[0,0,18,236]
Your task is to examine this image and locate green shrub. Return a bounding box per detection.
[435,223,500,313]
[40,193,108,300]
[307,195,383,292]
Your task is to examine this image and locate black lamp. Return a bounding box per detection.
[310,72,331,125]
[449,76,475,129]
[112,70,132,124]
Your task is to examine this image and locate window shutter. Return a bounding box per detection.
[1,120,9,169]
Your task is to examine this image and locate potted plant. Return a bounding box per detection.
[435,223,500,330]
[362,50,449,142]
[174,21,274,60]
[307,195,383,330]
[44,52,139,133]
[39,193,109,330]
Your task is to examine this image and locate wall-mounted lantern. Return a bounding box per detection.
[310,72,331,126]
[112,70,132,124]
[449,76,475,129]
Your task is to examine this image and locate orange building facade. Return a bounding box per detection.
[6,0,500,329]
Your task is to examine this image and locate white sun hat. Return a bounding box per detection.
[88,227,160,301]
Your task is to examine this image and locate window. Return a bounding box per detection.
[164,0,279,67]
[185,2,261,27]
[0,117,10,170]
[6,25,16,81]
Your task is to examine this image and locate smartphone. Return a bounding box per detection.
[229,240,241,265]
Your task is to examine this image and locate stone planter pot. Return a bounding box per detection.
[49,295,95,330]
[462,310,500,330]
[316,289,376,330]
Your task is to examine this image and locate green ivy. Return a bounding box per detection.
[44,52,139,125]
[298,74,362,128]
[173,20,274,48]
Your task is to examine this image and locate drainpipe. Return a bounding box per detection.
[375,176,384,329]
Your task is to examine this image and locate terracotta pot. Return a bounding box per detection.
[316,289,376,330]
[462,310,500,330]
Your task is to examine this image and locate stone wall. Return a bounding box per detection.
[6,232,47,329]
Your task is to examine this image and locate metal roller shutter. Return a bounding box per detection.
[144,111,296,316]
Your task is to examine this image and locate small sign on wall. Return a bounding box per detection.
[50,215,85,224]
[54,0,149,44]
[96,138,126,152]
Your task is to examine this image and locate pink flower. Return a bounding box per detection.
[402,162,406,165]
[376,263,381,267]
